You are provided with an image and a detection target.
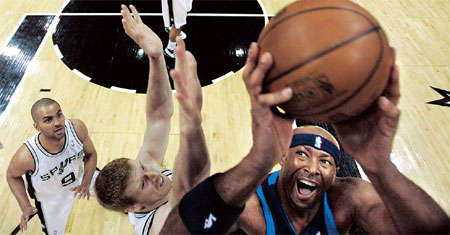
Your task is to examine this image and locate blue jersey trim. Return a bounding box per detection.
[323,193,339,234]
[256,186,276,234]
[257,171,340,235]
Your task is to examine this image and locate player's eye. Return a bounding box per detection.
[320,159,332,166]
[296,151,307,158]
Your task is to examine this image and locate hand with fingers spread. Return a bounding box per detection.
[69,183,91,200]
[243,42,294,160]
[121,4,163,58]
[20,205,37,232]
[332,49,400,171]
[170,37,202,130]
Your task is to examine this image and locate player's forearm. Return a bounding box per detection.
[82,153,97,185]
[179,109,202,133]
[6,175,33,210]
[146,56,174,119]
[177,126,210,187]
[214,117,286,207]
[364,161,449,233]
[215,147,278,208]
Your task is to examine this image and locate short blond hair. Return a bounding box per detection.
[95,158,136,211]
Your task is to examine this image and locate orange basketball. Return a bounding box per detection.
[259,0,393,122]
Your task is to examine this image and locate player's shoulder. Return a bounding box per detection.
[68,118,89,138]
[331,177,373,191]
[15,144,33,159]
[68,118,85,129]
[10,144,34,171]
[148,202,172,235]
[329,177,377,203]
[234,193,266,233]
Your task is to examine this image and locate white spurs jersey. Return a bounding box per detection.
[25,119,85,201]
[129,170,173,235]
[161,0,193,29]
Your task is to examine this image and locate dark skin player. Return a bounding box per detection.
[161,44,449,234]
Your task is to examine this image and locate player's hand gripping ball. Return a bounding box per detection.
[259,0,393,122]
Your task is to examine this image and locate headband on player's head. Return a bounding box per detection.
[290,133,340,166]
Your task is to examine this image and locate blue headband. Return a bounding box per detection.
[290,133,340,166]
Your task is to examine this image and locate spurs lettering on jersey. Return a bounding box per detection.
[39,149,84,184]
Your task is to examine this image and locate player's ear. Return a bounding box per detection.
[332,167,339,182]
[33,122,39,131]
[279,153,287,166]
[124,204,140,213]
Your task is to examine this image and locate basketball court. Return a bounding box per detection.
[0,0,448,234]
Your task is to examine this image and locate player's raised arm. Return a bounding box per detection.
[120,4,174,165]
[168,37,210,204]
[333,62,449,233]
[161,42,294,234]
[213,43,293,208]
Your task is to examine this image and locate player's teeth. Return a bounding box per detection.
[300,180,316,187]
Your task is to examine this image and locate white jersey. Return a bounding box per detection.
[161,0,193,29]
[129,170,173,235]
[25,119,85,201]
[24,119,91,235]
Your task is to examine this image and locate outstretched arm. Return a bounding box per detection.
[333,54,449,233]
[169,37,211,204]
[121,5,174,165]
[214,43,294,207]
[161,43,294,234]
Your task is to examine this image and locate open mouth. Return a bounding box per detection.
[296,179,317,197]
[54,128,63,134]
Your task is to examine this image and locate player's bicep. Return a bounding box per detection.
[137,118,171,164]
[354,183,397,233]
[72,119,97,158]
[81,132,97,159]
[7,145,34,178]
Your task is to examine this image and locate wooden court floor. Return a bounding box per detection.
[0,0,449,234]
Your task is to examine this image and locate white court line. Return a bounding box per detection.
[0,1,69,122]
[257,0,270,25]
[72,69,91,81]
[212,71,234,84]
[58,12,274,17]
[111,86,137,93]
[54,44,64,59]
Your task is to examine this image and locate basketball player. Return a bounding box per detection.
[6,98,98,235]
[94,5,210,235]
[161,0,192,58]
[161,44,449,234]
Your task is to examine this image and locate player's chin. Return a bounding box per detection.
[292,181,319,205]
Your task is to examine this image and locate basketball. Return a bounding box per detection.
[258,0,393,122]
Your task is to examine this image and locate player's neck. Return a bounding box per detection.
[286,200,321,234]
[39,133,66,154]
[277,180,321,233]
